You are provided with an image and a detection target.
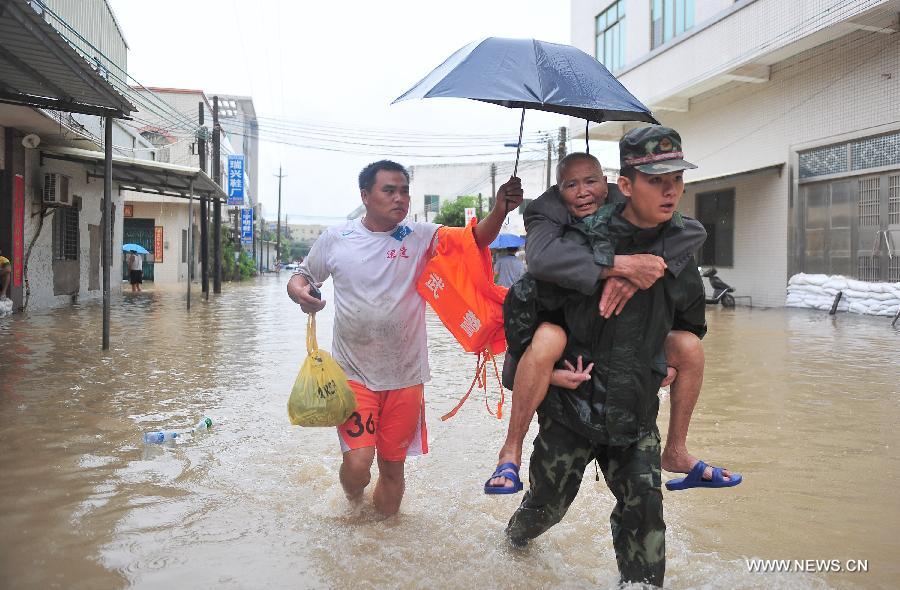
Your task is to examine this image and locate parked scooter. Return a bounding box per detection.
[700,267,736,307]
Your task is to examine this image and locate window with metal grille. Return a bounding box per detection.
[889,175,899,225]
[799,144,848,179]
[889,257,900,282]
[53,207,79,260]
[651,0,695,49]
[850,132,900,171]
[595,1,626,72]
[424,195,440,213]
[799,131,900,180]
[858,178,880,227]
[695,189,734,267]
[857,255,880,282]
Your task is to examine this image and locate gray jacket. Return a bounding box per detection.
[524,184,707,295]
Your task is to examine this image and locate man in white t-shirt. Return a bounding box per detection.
[288,160,522,516]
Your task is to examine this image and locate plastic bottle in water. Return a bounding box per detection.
[143,417,212,444]
[193,417,213,432]
[142,430,180,444]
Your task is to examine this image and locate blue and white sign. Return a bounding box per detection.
[227,155,245,205]
[240,208,253,247]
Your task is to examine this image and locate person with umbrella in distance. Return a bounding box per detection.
[124,244,146,293]
[491,234,526,288]
[286,160,522,517]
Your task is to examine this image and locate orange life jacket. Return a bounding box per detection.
[416,219,508,420]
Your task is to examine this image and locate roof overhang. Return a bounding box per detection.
[40,146,226,200]
[0,0,134,117]
[686,163,784,185]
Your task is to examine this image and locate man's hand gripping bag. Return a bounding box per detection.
[287,314,356,427]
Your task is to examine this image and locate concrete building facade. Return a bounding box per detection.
[0,0,154,311]
[125,89,258,286]
[408,158,561,235]
[571,0,900,309]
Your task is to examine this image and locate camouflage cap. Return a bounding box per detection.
[620,126,697,174]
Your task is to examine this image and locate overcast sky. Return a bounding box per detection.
[109,0,617,223]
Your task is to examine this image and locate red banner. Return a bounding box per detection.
[12,174,24,287]
[154,226,164,262]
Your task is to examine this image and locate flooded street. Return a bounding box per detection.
[1,275,898,589]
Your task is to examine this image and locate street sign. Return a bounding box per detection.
[240,208,253,247]
[464,207,476,225]
[227,155,245,205]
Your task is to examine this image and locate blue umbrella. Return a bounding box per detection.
[394,37,658,174]
[122,243,149,255]
[489,234,525,249]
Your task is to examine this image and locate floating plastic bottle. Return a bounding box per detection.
[142,416,212,444]
[194,416,213,431]
[142,430,180,444]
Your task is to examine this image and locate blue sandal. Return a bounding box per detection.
[665,460,742,491]
[484,462,524,494]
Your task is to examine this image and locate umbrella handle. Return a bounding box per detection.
[585,120,590,154]
[512,108,524,178]
[506,107,526,215]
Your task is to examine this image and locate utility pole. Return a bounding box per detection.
[275,165,286,269]
[546,136,553,190]
[558,126,567,159]
[212,95,222,294]
[198,102,209,297]
[102,117,112,350]
[477,192,483,219]
[490,163,497,210]
[258,215,264,272]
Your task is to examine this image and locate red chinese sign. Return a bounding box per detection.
[12,174,24,287]
[154,226,164,262]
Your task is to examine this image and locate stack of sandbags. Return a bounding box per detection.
[786,273,900,316]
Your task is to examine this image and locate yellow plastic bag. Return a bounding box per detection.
[287,314,356,427]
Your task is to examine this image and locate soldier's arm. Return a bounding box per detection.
[671,259,708,339]
[662,216,707,277]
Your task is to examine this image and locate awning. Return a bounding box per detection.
[686,163,784,185]
[40,146,226,200]
[0,0,134,117]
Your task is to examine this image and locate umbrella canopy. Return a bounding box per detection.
[122,243,150,255]
[489,234,526,249]
[393,37,657,125]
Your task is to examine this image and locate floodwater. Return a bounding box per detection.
[0,276,898,590]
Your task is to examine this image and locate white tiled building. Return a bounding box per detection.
[408,158,560,235]
[572,0,900,308]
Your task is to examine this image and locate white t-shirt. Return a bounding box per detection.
[298,218,441,391]
[129,254,143,271]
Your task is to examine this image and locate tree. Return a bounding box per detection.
[432,195,481,227]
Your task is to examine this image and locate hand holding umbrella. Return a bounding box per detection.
[496,176,523,216]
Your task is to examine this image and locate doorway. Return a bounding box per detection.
[123,218,155,281]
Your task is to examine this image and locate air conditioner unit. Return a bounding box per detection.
[42,173,70,205]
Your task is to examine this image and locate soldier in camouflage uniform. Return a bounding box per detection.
[505,127,708,587]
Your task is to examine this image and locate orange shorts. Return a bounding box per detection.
[337,380,428,461]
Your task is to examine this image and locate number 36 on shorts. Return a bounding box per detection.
[344,411,375,438]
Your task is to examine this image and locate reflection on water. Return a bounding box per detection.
[0,277,897,589]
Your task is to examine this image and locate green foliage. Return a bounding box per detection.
[432,195,483,227]
[221,237,258,281]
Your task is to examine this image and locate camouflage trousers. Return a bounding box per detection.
[506,417,665,587]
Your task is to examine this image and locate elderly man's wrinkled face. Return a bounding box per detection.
[558,158,607,219]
